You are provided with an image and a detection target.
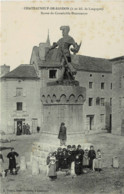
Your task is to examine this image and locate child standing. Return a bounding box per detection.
[83,148,89,168]
[75,154,82,175]
[88,145,96,170]
[93,149,102,172]
[48,154,57,180]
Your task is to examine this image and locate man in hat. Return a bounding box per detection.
[58,122,67,146]
[7,148,19,174]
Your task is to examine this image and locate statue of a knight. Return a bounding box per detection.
[45,26,81,81]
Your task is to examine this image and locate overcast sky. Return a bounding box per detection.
[1,1,124,70]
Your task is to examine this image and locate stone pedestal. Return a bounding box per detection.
[40,85,86,134]
[32,160,39,175]
[31,141,59,175]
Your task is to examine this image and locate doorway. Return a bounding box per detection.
[86,115,94,130]
[14,119,25,135]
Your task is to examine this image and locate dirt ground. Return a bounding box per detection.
[0,132,124,194]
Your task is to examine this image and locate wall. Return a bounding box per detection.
[39,67,64,87]
[112,61,124,135]
[0,78,41,134]
[40,85,86,134]
[75,71,112,132]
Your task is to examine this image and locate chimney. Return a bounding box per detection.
[0,64,10,77]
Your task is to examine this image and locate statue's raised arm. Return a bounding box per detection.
[46,26,82,81]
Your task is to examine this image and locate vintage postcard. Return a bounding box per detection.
[0,0,124,194]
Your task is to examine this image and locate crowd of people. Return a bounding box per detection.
[17,123,31,136]
[47,145,102,181]
[0,122,102,180]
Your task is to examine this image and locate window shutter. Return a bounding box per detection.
[23,102,26,111]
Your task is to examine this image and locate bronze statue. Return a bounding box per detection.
[46,26,81,81]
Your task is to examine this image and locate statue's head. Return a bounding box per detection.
[60,26,70,37]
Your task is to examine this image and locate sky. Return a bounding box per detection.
[0,1,124,70]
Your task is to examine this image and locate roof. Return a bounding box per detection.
[72,55,112,73]
[2,64,39,79]
[30,44,112,73]
[109,56,124,62]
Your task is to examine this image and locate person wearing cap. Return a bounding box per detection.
[61,148,68,172]
[58,122,67,146]
[67,148,72,174]
[76,145,84,161]
[56,147,63,170]
[71,145,77,162]
[7,148,19,174]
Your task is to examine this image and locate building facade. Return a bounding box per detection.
[0,65,41,134]
[112,57,124,136]
[1,36,123,135]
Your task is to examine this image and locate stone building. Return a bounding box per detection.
[73,55,112,132]
[0,64,40,134]
[0,33,116,135]
[111,57,124,136]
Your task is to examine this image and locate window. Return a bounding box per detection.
[110,98,112,106]
[101,98,105,106]
[49,70,57,79]
[17,102,22,111]
[86,115,94,130]
[89,82,93,89]
[101,82,104,89]
[16,88,23,96]
[119,76,121,88]
[89,98,93,106]
[110,83,112,89]
[100,114,104,123]
[90,74,92,77]
[96,97,100,105]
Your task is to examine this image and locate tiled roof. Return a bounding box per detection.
[72,55,112,73]
[2,64,39,79]
[31,45,112,73]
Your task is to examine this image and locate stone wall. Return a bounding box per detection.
[40,85,86,134]
[75,71,112,132]
[112,61,124,135]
